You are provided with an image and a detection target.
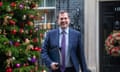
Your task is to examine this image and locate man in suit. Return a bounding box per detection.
[41,10,89,72]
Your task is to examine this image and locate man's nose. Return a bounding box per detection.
[62,19,66,22]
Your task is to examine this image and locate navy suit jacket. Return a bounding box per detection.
[41,28,88,72]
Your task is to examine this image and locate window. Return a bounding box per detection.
[39,0,55,7]
[35,0,56,27]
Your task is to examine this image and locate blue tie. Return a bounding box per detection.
[61,31,66,72]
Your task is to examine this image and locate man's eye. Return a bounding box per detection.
[60,18,63,20]
[60,18,67,20]
[65,18,67,19]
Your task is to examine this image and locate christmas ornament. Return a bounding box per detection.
[34,46,41,51]
[27,21,34,26]
[19,28,24,34]
[9,20,16,25]
[10,2,16,7]
[11,29,17,35]
[0,1,3,7]
[42,70,47,72]
[6,67,12,72]
[15,63,21,68]
[35,27,39,31]
[13,42,20,47]
[22,15,27,20]
[32,38,38,43]
[17,39,20,42]
[12,57,15,60]
[23,62,29,66]
[41,16,45,20]
[31,58,36,63]
[9,41,13,45]
[19,3,24,9]
[31,55,36,63]
[29,29,33,34]
[28,57,32,61]
[24,6,30,9]
[25,29,29,34]
[28,14,35,19]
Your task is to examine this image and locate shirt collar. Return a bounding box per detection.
[59,27,69,34]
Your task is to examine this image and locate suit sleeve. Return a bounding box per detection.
[77,32,88,72]
[41,31,52,68]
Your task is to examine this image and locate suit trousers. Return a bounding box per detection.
[52,67,76,72]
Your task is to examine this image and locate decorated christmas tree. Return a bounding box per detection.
[0,0,47,72]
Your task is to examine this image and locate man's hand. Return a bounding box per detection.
[50,62,59,70]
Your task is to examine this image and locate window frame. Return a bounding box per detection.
[35,0,56,26]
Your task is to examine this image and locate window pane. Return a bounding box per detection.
[37,10,45,23]
[46,10,55,23]
[39,0,44,7]
[46,0,55,7]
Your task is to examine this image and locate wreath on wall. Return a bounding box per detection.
[105,31,120,56]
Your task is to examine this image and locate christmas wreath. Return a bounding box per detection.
[105,31,120,56]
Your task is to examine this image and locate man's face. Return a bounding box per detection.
[57,12,70,29]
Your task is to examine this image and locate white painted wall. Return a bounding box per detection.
[84,0,99,72]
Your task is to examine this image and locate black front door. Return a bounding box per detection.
[99,1,120,72]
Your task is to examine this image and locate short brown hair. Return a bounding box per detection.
[57,10,70,19]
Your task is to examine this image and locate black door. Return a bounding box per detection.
[99,1,120,72]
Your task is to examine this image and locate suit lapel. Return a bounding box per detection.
[69,29,72,52]
[56,29,60,48]
[55,29,61,63]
